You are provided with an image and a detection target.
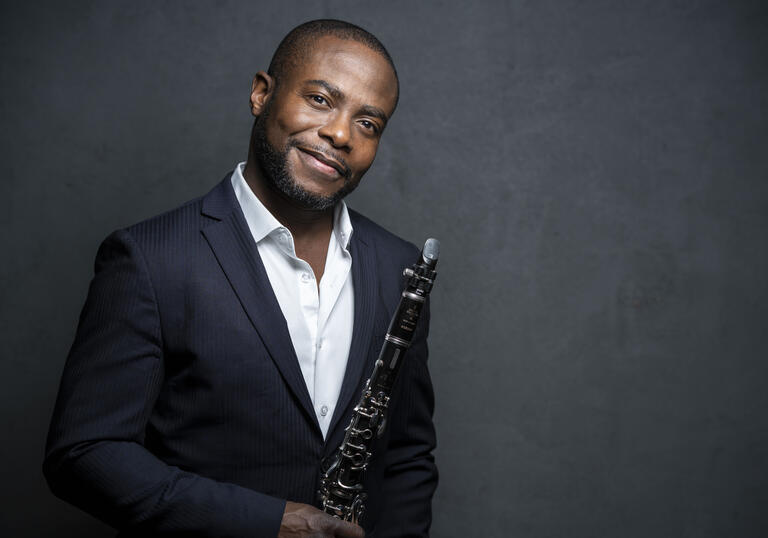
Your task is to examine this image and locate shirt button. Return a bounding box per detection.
[301,273,311,282]
[320,405,329,417]
[317,340,323,349]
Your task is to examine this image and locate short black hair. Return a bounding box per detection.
[267,19,399,105]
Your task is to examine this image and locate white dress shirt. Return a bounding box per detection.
[231,162,354,438]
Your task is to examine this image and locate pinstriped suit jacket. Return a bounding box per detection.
[44,175,438,537]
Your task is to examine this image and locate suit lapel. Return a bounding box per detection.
[326,230,379,443]
[200,177,320,434]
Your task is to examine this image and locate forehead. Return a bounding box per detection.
[286,36,398,115]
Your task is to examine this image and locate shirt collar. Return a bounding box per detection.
[231,162,353,249]
[333,195,353,251]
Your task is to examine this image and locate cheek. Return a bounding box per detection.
[273,98,321,133]
[275,111,308,133]
[264,113,314,153]
[263,115,286,150]
[353,143,379,172]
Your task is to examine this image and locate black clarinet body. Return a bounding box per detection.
[319,238,440,524]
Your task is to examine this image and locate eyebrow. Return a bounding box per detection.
[304,79,389,124]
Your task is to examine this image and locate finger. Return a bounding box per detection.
[332,518,365,538]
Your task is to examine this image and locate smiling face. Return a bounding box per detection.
[249,35,399,210]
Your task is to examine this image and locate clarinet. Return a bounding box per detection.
[319,238,440,524]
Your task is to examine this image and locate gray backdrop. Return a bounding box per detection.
[2,1,767,536]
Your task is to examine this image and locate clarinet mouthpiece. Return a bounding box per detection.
[421,238,440,267]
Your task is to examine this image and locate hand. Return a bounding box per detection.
[278,501,365,537]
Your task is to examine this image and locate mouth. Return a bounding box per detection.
[297,147,346,177]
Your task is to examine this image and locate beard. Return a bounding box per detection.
[252,106,359,211]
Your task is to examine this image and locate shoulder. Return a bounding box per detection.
[106,171,232,254]
[93,175,222,275]
[348,209,423,308]
[89,194,205,282]
[122,195,206,247]
[348,209,420,265]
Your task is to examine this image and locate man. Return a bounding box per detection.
[44,19,437,538]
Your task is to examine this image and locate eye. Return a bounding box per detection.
[359,120,379,134]
[310,94,328,106]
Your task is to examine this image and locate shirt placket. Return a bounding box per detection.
[296,259,319,406]
[314,234,352,432]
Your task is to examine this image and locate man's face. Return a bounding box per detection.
[251,36,398,210]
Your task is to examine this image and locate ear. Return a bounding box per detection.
[249,71,274,117]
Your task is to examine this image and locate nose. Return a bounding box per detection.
[318,111,352,150]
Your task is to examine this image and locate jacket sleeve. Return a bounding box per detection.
[43,229,285,536]
[373,299,439,537]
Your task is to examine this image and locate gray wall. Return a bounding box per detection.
[2,1,767,536]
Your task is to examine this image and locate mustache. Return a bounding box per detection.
[287,140,352,179]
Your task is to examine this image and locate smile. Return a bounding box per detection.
[297,147,345,178]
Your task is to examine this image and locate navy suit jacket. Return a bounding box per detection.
[44,175,438,537]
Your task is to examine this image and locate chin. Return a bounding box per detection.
[277,179,343,210]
